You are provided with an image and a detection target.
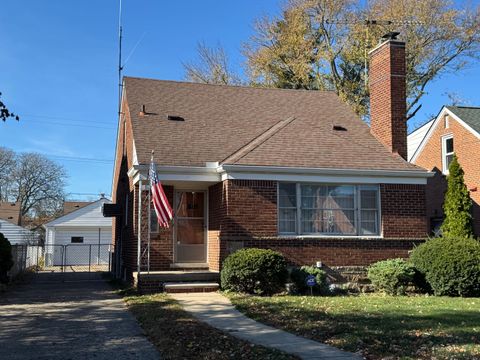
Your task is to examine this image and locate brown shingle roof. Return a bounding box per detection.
[0,202,21,225]
[124,77,422,171]
[63,201,92,216]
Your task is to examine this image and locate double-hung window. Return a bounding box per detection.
[442,135,454,174]
[278,183,380,236]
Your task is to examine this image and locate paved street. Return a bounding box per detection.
[0,273,160,360]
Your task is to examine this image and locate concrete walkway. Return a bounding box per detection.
[0,273,160,360]
[170,292,362,360]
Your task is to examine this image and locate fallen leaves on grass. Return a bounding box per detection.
[124,294,297,360]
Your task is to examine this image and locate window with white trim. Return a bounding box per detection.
[442,135,454,174]
[278,183,380,236]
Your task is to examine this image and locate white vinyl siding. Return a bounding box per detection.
[44,198,112,228]
[44,227,112,266]
[0,219,38,244]
[278,183,380,236]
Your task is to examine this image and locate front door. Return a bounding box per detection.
[174,191,206,263]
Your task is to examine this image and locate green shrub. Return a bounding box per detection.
[220,248,288,295]
[290,265,327,294]
[0,233,13,284]
[410,236,480,297]
[441,155,474,238]
[367,258,415,295]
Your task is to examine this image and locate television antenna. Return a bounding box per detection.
[324,18,423,86]
[118,0,123,117]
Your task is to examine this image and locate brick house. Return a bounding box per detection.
[109,35,431,286]
[408,106,480,236]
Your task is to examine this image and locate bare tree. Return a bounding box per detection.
[0,147,16,201]
[11,152,67,224]
[183,42,243,85]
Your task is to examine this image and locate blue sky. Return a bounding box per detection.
[1,0,479,201]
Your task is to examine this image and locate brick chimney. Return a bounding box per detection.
[369,32,407,160]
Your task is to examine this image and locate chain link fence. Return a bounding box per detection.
[8,244,43,279]
[8,244,114,280]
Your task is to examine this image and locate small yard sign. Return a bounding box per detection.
[306,275,316,287]
[306,275,316,295]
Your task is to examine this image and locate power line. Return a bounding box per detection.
[45,154,114,164]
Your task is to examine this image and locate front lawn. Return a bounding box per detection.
[123,292,297,360]
[229,294,480,359]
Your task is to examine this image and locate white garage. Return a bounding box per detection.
[43,198,112,267]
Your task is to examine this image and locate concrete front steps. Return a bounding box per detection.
[164,282,220,293]
[133,269,220,293]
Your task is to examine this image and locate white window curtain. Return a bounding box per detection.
[278,183,380,236]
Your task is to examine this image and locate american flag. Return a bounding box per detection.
[149,160,173,228]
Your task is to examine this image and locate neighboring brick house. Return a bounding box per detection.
[109,35,431,283]
[408,106,480,236]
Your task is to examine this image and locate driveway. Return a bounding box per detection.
[0,273,160,360]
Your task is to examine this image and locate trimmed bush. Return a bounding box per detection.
[410,236,480,297]
[0,233,13,284]
[220,248,288,295]
[367,258,415,295]
[290,265,327,295]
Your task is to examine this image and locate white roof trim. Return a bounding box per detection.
[219,164,431,184]
[128,164,432,185]
[410,106,480,163]
[111,81,127,195]
[132,139,139,166]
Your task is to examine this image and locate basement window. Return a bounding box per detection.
[442,135,454,174]
[71,236,84,243]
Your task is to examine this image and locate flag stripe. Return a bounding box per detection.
[152,189,168,224]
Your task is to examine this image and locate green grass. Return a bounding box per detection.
[122,292,298,360]
[229,293,480,360]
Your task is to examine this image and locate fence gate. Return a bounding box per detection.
[10,244,114,282]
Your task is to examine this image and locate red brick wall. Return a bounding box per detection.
[112,97,138,280]
[207,180,276,271]
[369,40,407,159]
[225,238,424,267]
[380,184,427,238]
[208,179,427,269]
[207,182,225,271]
[148,185,174,270]
[414,115,480,235]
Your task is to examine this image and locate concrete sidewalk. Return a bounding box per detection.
[170,292,362,360]
[0,274,160,360]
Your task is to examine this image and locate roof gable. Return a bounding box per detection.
[124,77,422,172]
[446,106,480,135]
[410,106,480,163]
[44,198,112,228]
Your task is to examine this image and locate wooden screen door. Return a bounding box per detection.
[174,191,206,263]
